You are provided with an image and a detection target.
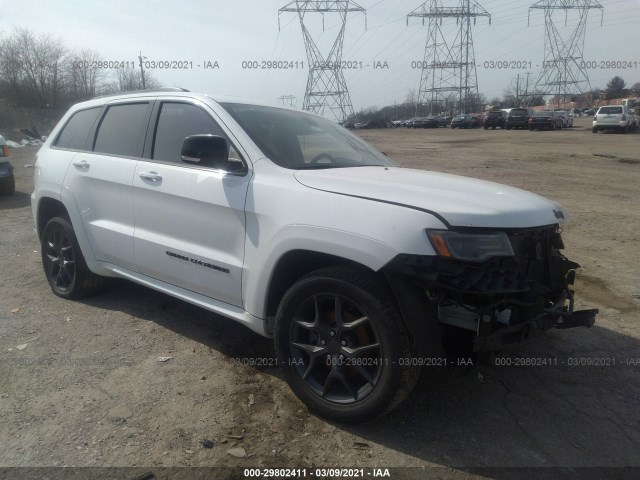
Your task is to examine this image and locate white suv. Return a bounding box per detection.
[32,88,597,422]
[593,105,633,133]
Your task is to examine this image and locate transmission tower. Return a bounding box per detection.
[278,1,366,122]
[529,0,603,108]
[407,0,490,116]
[278,95,297,106]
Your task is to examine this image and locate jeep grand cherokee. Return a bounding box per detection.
[32,88,596,422]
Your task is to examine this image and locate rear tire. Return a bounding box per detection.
[592,127,598,133]
[41,216,106,299]
[275,266,419,423]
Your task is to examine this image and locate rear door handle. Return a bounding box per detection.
[72,160,90,169]
[139,171,162,182]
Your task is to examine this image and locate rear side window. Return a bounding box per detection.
[94,103,150,157]
[55,107,102,150]
[152,102,225,163]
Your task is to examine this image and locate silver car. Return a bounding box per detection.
[555,110,574,128]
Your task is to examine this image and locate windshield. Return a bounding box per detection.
[509,109,528,116]
[220,103,396,169]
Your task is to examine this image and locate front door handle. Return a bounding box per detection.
[72,160,90,169]
[139,172,162,182]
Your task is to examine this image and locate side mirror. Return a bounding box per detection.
[181,134,229,168]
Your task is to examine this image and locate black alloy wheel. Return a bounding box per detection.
[41,216,105,299]
[275,267,419,423]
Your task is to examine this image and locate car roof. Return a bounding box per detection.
[65,88,317,119]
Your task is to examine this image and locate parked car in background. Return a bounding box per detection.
[592,105,633,133]
[484,110,506,129]
[406,117,422,128]
[529,111,563,130]
[554,110,574,128]
[422,116,447,128]
[505,108,532,130]
[360,119,388,129]
[450,114,475,129]
[470,114,485,127]
[0,134,15,195]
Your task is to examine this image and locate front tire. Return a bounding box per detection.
[41,216,106,299]
[275,267,419,423]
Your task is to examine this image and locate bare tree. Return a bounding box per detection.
[108,66,160,93]
[0,27,68,108]
[405,88,418,117]
[65,49,108,98]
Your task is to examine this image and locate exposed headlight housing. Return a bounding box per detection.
[427,230,514,262]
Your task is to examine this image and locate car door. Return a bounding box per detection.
[132,100,250,307]
[63,101,153,271]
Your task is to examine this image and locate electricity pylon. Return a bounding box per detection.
[278,1,366,122]
[408,0,490,116]
[529,0,603,108]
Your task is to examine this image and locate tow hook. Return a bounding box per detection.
[554,309,598,329]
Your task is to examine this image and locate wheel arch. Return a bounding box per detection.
[36,197,69,240]
[264,250,371,321]
[36,194,103,275]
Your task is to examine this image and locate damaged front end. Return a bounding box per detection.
[386,225,597,353]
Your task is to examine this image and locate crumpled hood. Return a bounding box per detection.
[294,167,565,229]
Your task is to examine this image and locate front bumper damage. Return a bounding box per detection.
[386,225,598,352]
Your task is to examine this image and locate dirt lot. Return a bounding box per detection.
[1,118,639,479]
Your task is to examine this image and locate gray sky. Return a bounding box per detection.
[1,0,639,112]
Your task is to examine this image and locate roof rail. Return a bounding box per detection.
[92,87,190,99]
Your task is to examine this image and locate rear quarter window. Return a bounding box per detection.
[55,107,102,151]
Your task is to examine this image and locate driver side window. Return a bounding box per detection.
[152,102,244,169]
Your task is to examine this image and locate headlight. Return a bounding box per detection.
[427,230,514,262]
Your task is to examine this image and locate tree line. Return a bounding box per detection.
[0,27,160,110]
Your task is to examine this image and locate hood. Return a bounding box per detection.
[294,167,565,229]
